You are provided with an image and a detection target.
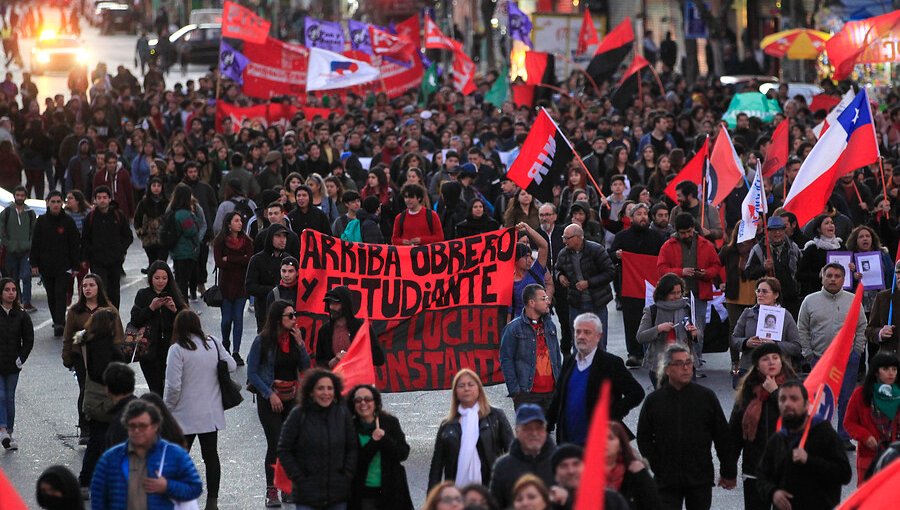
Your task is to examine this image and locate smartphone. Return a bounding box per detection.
[682,316,692,328]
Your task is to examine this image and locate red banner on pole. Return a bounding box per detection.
[221,1,271,44]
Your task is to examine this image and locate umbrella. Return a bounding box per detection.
[761,29,831,59]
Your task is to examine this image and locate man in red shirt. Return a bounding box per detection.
[391,183,444,246]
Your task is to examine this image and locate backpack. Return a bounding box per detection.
[340,218,363,243]
[158,210,179,250]
[229,198,254,230]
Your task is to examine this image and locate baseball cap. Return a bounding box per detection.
[515,404,547,426]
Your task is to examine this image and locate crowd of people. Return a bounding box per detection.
[1,6,900,507]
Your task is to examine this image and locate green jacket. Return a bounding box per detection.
[170,208,200,261]
[0,206,37,254]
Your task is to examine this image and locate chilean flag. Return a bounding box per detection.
[783,89,879,227]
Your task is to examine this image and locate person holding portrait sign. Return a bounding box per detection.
[730,277,802,377]
[846,225,893,314]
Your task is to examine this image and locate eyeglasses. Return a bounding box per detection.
[439,496,463,504]
[755,288,772,294]
[126,422,153,431]
[353,396,375,404]
[563,235,579,240]
[282,312,298,318]
[668,360,693,369]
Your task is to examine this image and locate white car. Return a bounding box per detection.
[30,33,89,75]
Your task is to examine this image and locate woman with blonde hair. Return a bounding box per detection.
[428,369,513,490]
[422,482,464,510]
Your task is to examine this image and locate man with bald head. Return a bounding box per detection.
[555,222,616,352]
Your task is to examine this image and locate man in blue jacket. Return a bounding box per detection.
[91,399,202,509]
[500,283,561,412]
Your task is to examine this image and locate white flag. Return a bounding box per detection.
[737,163,767,243]
[306,47,380,92]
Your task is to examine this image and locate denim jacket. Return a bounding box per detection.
[246,335,311,399]
[499,311,561,396]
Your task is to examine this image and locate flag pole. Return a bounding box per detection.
[759,161,773,274]
[700,156,707,231]
[880,157,889,204]
[799,384,825,449]
[572,150,610,208]
[888,271,896,326]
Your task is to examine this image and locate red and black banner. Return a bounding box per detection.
[610,54,650,111]
[506,108,574,204]
[294,228,517,392]
[586,17,634,84]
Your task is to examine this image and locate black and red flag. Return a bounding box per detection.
[507,108,574,204]
[586,17,634,84]
[609,54,650,111]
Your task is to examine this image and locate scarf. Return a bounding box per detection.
[225,234,244,250]
[455,403,482,487]
[810,236,842,251]
[607,458,626,490]
[653,298,691,345]
[742,373,787,441]
[277,332,291,354]
[873,382,900,420]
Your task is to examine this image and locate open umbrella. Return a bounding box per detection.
[761,28,831,59]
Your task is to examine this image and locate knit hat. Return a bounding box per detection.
[362,196,381,214]
[751,342,782,366]
[551,444,584,473]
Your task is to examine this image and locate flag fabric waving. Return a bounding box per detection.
[348,20,374,54]
[573,381,611,510]
[784,89,880,227]
[707,127,746,206]
[396,14,421,49]
[333,321,377,395]
[837,451,900,509]
[306,48,380,92]
[826,10,900,81]
[621,252,659,299]
[369,25,415,58]
[736,166,767,243]
[218,40,249,85]
[524,51,550,86]
[304,17,345,53]
[586,17,634,84]
[221,1,270,44]
[452,49,477,95]
[576,9,599,55]
[485,65,509,107]
[242,37,309,98]
[508,1,533,48]
[610,54,650,111]
[813,89,856,139]
[803,285,864,423]
[424,14,460,51]
[0,468,27,510]
[664,137,709,202]
[761,118,789,178]
[507,108,574,204]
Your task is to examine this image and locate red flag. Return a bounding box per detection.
[507,108,575,204]
[511,84,535,108]
[221,1,271,44]
[826,10,900,81]
[424,14,461,51]
[574,381,611,510]
[369,25,415,58]
[524,51,549,86]
[809,94,841,115]
[273,459,292,493]
[803,285,863,422]
[586,17,634,83]
[576,9,599,55]
[664,138,709,202]
[333,321,377,395]
[761,119,789,178]
[452,49,477,95]
[396,14,421,50]
[837,452,900,509]
[215,102,334,133]
[242,37,309,98]
[621,252,659,299]
[707,127,746,206]
[0,468,28,510]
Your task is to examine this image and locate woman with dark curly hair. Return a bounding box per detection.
[277,368,357,510]
[345,384,413,510]
[844,353,900,486]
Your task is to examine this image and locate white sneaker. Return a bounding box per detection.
[6,437,17,450]
[1,432,10,449]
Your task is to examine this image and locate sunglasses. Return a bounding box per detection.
[282,312,298,318]
[353,396,375,404]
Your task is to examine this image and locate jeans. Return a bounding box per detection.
[221,298,247,354]
[4,252,31,305]
[0,372,19,433]
[185,431,220,498]
[569,301,609,350]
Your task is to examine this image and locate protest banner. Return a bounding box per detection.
[215,102,333,133]
[242,38,309,98]
[295,228,517,392]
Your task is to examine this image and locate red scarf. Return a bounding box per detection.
[607,458,626,490]
[277,332,291,353]
[742,373,787,441]
[225,234,244,250]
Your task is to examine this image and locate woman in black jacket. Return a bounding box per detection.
[455,198,500,239]
[346,384,413,510]
[0,278,34,452]
[729,343,796,510]
[277,368,357,510]
[130,260,187,397]
[607,421,660,510]
[133,176,168,269]
[428,368,513,490]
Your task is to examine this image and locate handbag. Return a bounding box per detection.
[158,443,201,510]
[212,336,244,410]
[202,268,223,308]
[272,380,299,401]
[121,323,151,363]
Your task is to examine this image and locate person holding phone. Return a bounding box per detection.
[246,300,311,507]
[130,260,187,397]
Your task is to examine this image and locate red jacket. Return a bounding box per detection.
[657,235,721,301]
[843,386,900,481]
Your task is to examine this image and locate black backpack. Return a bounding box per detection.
[158,210,179,250]
[229,198,254,231]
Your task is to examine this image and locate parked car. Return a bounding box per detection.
[149,23,222,68]
[94,2,136,34]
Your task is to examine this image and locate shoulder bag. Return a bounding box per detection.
[121,322,151,363]
[202,268,223,308]
[212,336,243,410]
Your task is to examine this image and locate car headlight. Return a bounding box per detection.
[76,51,89,63]
[36,52,50,64]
